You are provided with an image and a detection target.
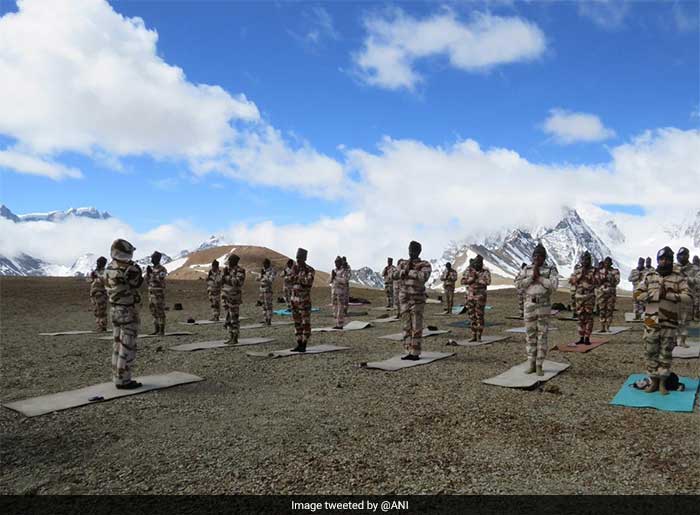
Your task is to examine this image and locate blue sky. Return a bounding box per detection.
[0,0,698,267]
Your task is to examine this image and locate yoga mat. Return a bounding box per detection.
[370,317,400,324]
[170,338,276,351]
[505,326,558,334]
[246,344,349,358]
[178,320,223,326]
[39,331,95,336]
[624,313,644,323]
[447,320,502,329]
[361,351,455,371]
[378,329,450,341]
[555,339,608,353]
[447,335,511,347]
[591,326,629,336]
[482,360,570,389]
[673,342,700,359]
[3,372,204,417]
[273,308,320,316]
[96,332,194,340]
[312,321,372,333]
[609,374,699,412]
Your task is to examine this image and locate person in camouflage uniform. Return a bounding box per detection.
[256,258,275,326]
[693,255,700,320]
[569,251,599,344]
[634,247,691,394]
[440,262,458,314]
[341,256,350,316]
[206,260,223,321]
[676,248,697,347]
[569,260,581,317]
[461,255,491,342]
[393,241,432,360]
[331,256,350,329]
[146,251,168,335]
[222,254,246,344]
[382,258,397,308]
[516,244,559,376]
[88,256,109,332]
[290,248,315,352]
[329,255,338,307]
[514,262,527,318]
[628,257,646,320]
[282,259,294,310]
[593,260,603,316]
[595,257,620,333]
[105,239,143,389]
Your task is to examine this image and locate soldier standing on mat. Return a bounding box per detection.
[206,260,223,321]
[290,248,315,352]
[440,262,458,314]
[146,251,168,336]
[257,258,275,326]
[462,255,491,342]
[596,257,620,333]
[569,251,599,345]
[382,258,397,309]
[105,239,143,389]
[331,256,350,329]
[88,256,109,332]
[282,259,294,310]
[222,254,246,345]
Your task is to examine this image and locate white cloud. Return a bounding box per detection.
[353,8,546,90]
[0,148,82,179]
[578,0,631,30]
[542,108,616,144]
[0,0,259,158]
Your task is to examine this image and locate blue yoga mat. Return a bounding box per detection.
[447,320,503,329]
[273,308,320,316]
[609,374,699,413]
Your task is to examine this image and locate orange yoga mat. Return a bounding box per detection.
[556,339,608,353]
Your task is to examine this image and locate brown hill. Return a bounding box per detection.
[168,245,332,288]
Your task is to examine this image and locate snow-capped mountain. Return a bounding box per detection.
[68,253,99,277]
[349,267,384,289]
[0,205,112,223]
[136,253,173,268]
[196,235,229,251]
[0,253,71,277]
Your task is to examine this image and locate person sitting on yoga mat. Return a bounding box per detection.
[633,247,691,395]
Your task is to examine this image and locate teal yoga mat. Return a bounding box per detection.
[273,308,320,316]
[609,374,699,413]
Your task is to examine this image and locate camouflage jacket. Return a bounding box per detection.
[393,258,432,301]
[206,269,223,293]
[222,265,246,302]
[569,266,598,299]
[257,267,276,293]
[461,268,491,298]
[515,264,559,301]
[146,264,168,291]
[440,269,458,289]
[282,266,294,288]
[105,260,143,306]
[628,267,645,286]
[331,266,350,292]
[634,265,691,329]
[291,263,315,297]
[382,265,397,285]
[87,268,107,295]
[596,267,620,293]
[678,263,697,295]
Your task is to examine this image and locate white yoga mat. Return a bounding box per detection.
[312,321,373,333]
[624,313,644,323]
[378,329,450,341]
[482,360,570,389]
[673,342,700,359]
[370,317,400,324]
[505,326,558,334]
[170,338,276,351]
[361,351,454,371]
[3,371,204,417]
[178,320,223,326]
[96,331,194,341]
[449,335,511,347]
[425,299,442,304]
[371,307,394,311]
[39,330,95,336]
[246,344,349,358]
[591,326,630,336]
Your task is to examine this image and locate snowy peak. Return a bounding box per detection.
[0,204,20,222]
[197,235,229,251]
[1,205,113,223]
[349,267,384,289]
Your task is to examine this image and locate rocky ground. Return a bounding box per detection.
[1,277,698,494]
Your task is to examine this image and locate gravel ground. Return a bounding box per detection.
[1,277,698,494]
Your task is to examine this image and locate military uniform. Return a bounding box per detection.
[282,265,294,309]
[462,266,492,339]
[147,264,168,334]
[677,261,697,342]
[88,268,108,331]
[514,267,526,318]
[569,266,598,339]
[222,264,246,344]
[596,265,620,332]
[393,257,432,356]
[440,268,458,313]
[257,267,276,325]
[291,262,315,346]
[634,266,690,380]
[206,268,223,321]
[693,259,700,320]
[569,263,581,315]
[628,266,646,319]
[382,264,397,308]
[105,258,143,386]
[516,263,559,370]
[331,265,350,327]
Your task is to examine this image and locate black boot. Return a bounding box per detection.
[584,336,590,344]
[159,321,165,336]
[576,337,586,345]
[401,354,419,361]
[291,341,306,352]
[149,322,159,335]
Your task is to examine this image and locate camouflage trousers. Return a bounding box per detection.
[394,286,401,317]
[570,289,577,312]
[400,299,425,356]
[517,290,524,318]
[292,293,312,342]
[223,297,241,341]
[208,289,221,320]
[678,303,691,338]
[384,282,394,308]
[260,290,273,323]
[643,326,676,379]
[332,288,349,327]
[524,298,551,367]
[283,285,292,309]
[575,295,595,337]
[148,288,166,324]
[91,290,109,331]
[694,294,700,321]
[467,293,487,336]
[110,305,139,386]
[633,294,645,319]
[444,286,455,313]
[598,290,616,327]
